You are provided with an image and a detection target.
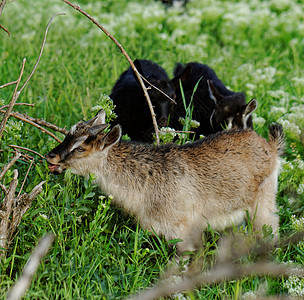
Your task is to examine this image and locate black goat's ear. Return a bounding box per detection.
[100,125,122,150]
[171,65,191,89]
[243,98,257,117]
[207,80,224,104]
[86,109,106,127]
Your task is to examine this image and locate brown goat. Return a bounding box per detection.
[45,110,284,254]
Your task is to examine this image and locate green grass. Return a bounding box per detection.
[1,0,304,298]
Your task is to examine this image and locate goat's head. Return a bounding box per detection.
[45,110,122,174]
[207,80,257,132]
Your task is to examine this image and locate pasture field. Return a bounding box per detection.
[1,0,304,298]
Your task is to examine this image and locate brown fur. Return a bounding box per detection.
[45,110,284,253]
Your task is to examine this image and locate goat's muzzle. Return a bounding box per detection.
[45,152,65,174]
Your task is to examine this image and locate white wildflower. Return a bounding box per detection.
[269,106,286,119]
[291,215,304,232]
[284,275,304,297]
[267,90,290,106]
[159,127,177,143]
[297,183,304,195]
[242,291,256,299]
[91,94,116,122]
[278,119,301,137]
[253,116,266,127]
[39,213,48,220]
[294,158,304,170]
[179,117,200,129]
[292,77,304,88]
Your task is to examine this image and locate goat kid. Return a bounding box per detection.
[45,110,284,254]
[171,62,257,138]
[110,59,176,142]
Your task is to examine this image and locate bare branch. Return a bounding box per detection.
[0,58,26,142]
[140,75,176,104]
[8,145,45,160]
[0,103,34,110]
[0,182,8,194]
[18,13,66,93]
[62,0,161,145]
[0,0,6,17]
[0,109,68,135]
[17,160,34,197]
[0,151,21,181]
[0,110,63,142]
[0,80,18,89]
[10,181,45,238]
[0,24,10,36]
[0,169,18,258]
[7,234,55,300]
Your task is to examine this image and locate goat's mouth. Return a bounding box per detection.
[48,163,65,174]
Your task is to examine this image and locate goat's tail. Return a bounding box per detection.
[268,123,285,156]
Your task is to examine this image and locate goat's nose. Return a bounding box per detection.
[45,152,56,159]
[158,117,168,127]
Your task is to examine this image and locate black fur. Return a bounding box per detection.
[170,62,251,138]
[110,59,176,142]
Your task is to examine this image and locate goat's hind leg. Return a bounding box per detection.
[250,174,279,243]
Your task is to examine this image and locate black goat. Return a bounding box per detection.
[170,62,257,138]
[110,59,176,142]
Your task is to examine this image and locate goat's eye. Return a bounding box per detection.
[76,146,85,152]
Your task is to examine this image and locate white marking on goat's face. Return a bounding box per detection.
[226,117,233,130]
[242,114,250,129]
[209,109,215,130]
[69,135,89,152]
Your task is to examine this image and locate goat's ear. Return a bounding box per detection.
[101,125,122,150]
[207,80,224,104]
[171,65,191,88]
[243,98,257,117]
[88,124,109,136]
[86,110,106,127]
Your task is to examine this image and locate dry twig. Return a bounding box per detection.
[0,80,18,89]
[62,0,162,145]
[0,0,9,35]
[0,24,10,35]
[0,153,45,258]
[0,109,68,136]
[8,145,45,159]
[7,234,55,300]
[0,110,63,142]
[17,159,34,197]
[0,103,35,110]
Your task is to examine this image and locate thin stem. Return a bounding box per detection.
[0,109,63,143]
[8,145,45,160]
[0,81,18,89]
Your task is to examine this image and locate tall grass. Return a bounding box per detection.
[1,0,304,298]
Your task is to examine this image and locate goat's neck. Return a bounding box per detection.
[88,141,153,212]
